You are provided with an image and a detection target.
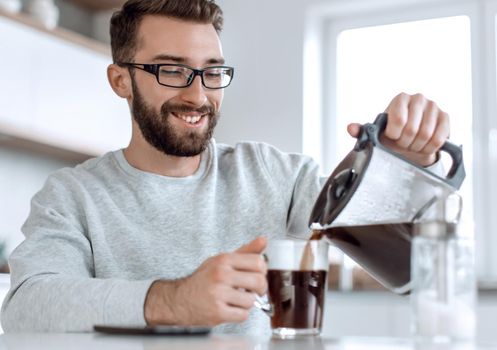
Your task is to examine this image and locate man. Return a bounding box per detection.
[1,0,449,335]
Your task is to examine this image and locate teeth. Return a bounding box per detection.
[177,114,202,124]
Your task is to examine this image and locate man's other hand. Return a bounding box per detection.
[144,236,267,326]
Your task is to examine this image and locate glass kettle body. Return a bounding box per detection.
[309,113,466,293]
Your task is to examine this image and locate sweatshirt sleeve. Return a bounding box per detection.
[255,143,325,240]
[0,172,155,332]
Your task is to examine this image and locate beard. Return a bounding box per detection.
[130,79,219,157]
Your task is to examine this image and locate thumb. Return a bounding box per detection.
[347,123,362,138]
[236,236,267,254]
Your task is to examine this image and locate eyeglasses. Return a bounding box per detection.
[119,62,235,89]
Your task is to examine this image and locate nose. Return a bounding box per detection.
[178,74,208,107]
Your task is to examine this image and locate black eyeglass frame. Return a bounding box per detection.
[118,62,235,89]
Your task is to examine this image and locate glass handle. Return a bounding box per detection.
[253,293,273,317]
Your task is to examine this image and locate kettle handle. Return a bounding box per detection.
[439,141,466,189]
[361,113,465,190]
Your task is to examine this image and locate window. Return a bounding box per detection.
[304,0,497,285]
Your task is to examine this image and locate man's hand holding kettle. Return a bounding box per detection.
[347,93,450,167]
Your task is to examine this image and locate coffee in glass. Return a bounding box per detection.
[255,239,329,338]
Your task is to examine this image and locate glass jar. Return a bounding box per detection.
[411,220,477,342]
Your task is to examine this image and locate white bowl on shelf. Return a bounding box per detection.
[25,0,60,30]
[0,0,22,14]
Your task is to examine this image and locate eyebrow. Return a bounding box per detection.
[151,54,226,65]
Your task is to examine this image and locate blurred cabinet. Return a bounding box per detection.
[65,0,125,11]
[0,12,130,156]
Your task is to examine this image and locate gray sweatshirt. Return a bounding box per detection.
[1,140,323,335]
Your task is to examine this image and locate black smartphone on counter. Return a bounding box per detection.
[93,324,211,335]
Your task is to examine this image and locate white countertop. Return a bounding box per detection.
[0,333,496,350]
[1,274,496,347]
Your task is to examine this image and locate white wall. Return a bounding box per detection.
[213,0,312,154]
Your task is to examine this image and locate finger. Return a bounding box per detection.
[228,253,267,273]
[384,92,410,140]
[235,236,267,254]
[224,288,257,310]
[396,94,426,149]
[408,101,439,152]
[347,123,361,138]
[420,111,450,155]
[227,270,267,295]
[219,304,250,323]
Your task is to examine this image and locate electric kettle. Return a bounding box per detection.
[309,113,465,294]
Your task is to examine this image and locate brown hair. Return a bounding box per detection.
[110,0,224,63]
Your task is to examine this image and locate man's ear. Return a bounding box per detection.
[107,64,132,98]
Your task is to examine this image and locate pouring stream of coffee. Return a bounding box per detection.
[299,231,325,270]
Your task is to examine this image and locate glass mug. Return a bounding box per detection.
[255,239,329,338]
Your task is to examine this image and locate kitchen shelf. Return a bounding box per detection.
[0,133,92,164]
[0,9,131,157]
[0,8,109,55]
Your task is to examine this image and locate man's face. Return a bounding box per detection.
[129,16,224,157]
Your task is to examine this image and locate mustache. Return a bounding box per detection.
[160,103,217,117]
